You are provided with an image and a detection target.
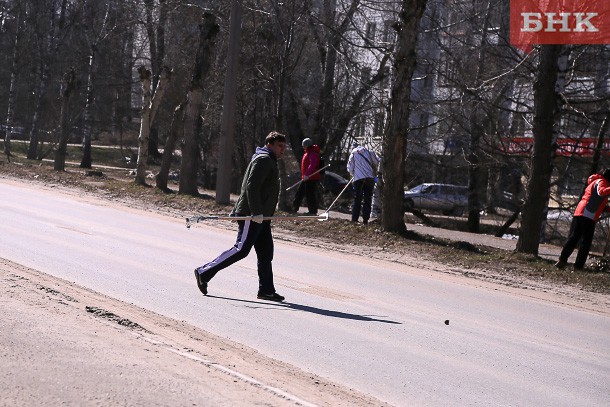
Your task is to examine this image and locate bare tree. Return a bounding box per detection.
[27,0,68,160]
[134,65,171,185]
[313,0,360,149]
[216,0,242,204]
[78,0,112,168]
[179,12,220,196]
[3,4,22,161]
[54,69,76,171]
[143,0,169,160]
[156,101,185,191]
[516,45,563,255]
[382,0,428,233]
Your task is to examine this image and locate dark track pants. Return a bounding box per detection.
[559,216,596,268]
[196,220,276,294]
[293,180,319,214]
[352,178,375,223]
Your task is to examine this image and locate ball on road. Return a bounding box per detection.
[444,320,449,325]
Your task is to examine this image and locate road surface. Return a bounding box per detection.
[1,179,609,406]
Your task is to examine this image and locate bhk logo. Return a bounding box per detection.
[510,0,609,51]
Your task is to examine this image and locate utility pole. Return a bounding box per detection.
[216,0,242,204]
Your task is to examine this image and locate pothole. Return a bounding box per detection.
[85,306,150,332]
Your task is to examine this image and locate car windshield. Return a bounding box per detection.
[407,185,425,193]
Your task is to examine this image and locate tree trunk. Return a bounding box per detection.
[216,1,242,204]
[495,209,520,238]
[79,2,111,168]
[270,2,301,212]
[467,124,482,231]
[381,0,428,234]
[466,0,494,232]
[180,12,219,196]
[54,69,76,171]
[180,88,203,195]
[156,102,186,191]
[80,49,96,168]
[135,65,172,185]
[316,4,337,149]
[144,0,168,160]
[135,66,153,185]
[28,0,67,160]
[516,45,562,255]
[4,8,22,161]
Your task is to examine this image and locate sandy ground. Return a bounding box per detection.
[0,258,387,407]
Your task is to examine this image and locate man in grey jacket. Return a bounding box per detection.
[347,142,379,224]
[194,131,287,301]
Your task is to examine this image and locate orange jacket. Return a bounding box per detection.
[301,145,322,181]
[574,174,610,221]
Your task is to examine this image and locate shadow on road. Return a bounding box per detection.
[206,295,401,324]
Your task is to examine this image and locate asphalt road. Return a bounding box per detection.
[2,179,609,406]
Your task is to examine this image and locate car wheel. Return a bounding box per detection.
[451,206,465,216]
[404,199,414,212]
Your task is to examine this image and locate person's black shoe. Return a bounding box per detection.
[194,269,208,295]
[257,292,285,302]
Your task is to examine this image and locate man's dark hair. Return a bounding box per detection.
[265,131,286,145]
[603,169,610,181]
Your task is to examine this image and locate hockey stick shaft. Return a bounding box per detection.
[186,213,329,228]
[285,164,331,191]
[323,177,353,214]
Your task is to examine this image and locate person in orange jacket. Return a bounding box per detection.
[555,169,610,271]
[292,138,321,214]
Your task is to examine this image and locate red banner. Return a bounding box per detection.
[510,0,610,52]
[499,137,610,156]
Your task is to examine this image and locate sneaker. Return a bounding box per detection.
[573,265,584,272]
[554,260,567,269]
[257,292,285,302]
[194,269,208,295]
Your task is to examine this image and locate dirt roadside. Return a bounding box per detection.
[0,258,387,407]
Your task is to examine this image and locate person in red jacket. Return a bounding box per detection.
[555,169,610,271]
[292,138,321,214]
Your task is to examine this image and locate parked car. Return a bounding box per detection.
[321,171,352,196]
[404,183,468,216]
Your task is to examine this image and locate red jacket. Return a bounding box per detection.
[301,145,322,181]
[574,174,610,221]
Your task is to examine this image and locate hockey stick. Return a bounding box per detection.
[186,213,329,229]
[322,177,353,214]
[285,164,331,191]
